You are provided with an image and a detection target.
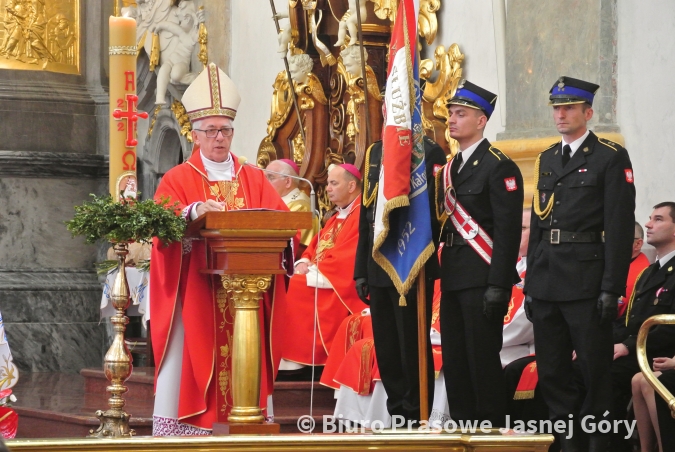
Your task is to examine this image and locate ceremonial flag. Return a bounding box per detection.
[372,0,433,304]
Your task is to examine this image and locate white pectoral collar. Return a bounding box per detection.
[561,129,590,158]
[336,197,358,219]
[282,187,302,204]
[201,151,234,181]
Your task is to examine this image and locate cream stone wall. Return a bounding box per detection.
[616,1,675,225]
[429,0,505,141]
[229,0,287,162]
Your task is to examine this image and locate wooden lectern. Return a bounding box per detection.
[187,210,311,435]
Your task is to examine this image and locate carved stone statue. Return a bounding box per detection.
[334,0,368,47]
[151,0,204,105]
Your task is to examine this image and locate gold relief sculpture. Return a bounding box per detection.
[257,139,277,168]
[418,0,440,45]
[197,6,207,66]
[291,132,306,165]
[337,58,381,142]
[371,0,397,22]
[0,0,79,74]
[421,43,464,156]
[146,105,161,138]
[170,100,193,142]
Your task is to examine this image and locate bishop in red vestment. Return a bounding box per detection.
[150,64,288,435]
[279,164,367,368]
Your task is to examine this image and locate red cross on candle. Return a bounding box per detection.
[113,94,148,147]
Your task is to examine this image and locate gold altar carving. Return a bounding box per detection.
[170,99,193,142]
[421,43,464,157]
[263,67,327,143]
[418,0,440,45]
[0,0,79,74]
[89,241,135,438]
[220,274,271,424]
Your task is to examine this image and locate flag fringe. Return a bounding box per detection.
[513,390,535,400]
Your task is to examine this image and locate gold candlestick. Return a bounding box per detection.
[89,241,135,438]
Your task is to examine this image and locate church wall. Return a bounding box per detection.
[229,0,284,163]
[0,1,109,372]
[429,0,505,142]
[616,1,675,226]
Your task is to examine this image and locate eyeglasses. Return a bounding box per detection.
[266,174,287,182]
[194,127,234,138]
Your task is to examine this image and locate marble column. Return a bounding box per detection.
[0,1,109,372]
[498,0,619,140]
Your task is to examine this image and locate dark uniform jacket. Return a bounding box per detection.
[354,137,446,287]
[524,132,636,301]
[436,139,524,292]
[614,256,675,357]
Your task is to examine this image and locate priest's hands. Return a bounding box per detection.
[483,285,510,321]
[196,200,225,217]
[597,291,618,326]
[294,262,309,275]
[355,278,369,305]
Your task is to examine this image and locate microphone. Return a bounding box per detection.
[237,156,318,219]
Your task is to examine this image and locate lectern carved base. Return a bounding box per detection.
[221,274,271,425]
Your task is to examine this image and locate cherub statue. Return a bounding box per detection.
[288,53,314,85]
[334,0,367,47]
[151,0,204,105]
[275,11,293,57]
[340,44,367,78]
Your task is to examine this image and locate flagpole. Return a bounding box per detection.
[353,0,372,147]
[269,0,308,152]
[416,267,429,421]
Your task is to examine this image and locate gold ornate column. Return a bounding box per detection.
[221,274,271,424]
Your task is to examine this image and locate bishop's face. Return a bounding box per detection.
[191,117,234,163]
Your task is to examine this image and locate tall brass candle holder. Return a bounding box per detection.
[89,241,135,438]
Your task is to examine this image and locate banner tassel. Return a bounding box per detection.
[399,294,407,306]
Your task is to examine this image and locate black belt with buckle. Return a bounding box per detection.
[446,232,468,246]
[543,229,604,245]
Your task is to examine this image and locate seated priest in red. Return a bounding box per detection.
[278,164,366,371]
[150,63,289,436]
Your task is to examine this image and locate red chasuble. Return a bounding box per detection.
[150,150,288,430]
[280,200,366,366]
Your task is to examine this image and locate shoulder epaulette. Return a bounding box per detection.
[488,146,510,161]
[542,141,559,153]
[424,136,437,146]
[598,137,619,151]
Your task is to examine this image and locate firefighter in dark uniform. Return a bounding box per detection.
[436,81,524,426]
[523,76,636,452]
[353,135,446,423]
[612,202,675,451]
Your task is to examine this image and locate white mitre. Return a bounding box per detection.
[182,62,241,122]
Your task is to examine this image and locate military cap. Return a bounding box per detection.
[549,76,599,106]
[448,80,498,119]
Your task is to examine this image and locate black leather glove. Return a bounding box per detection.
[523,295,534,322]
[483,285,510,321]
[355,278,369,305]
[597,291,619,325]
